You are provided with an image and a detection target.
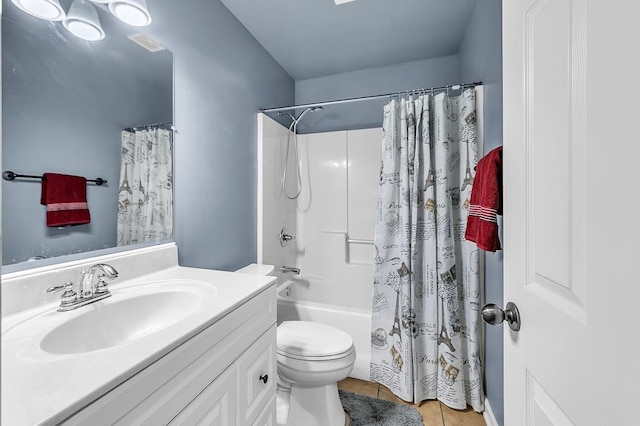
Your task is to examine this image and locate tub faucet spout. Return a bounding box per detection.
[279,266,300,275]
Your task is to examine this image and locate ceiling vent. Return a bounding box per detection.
[127,33,165,52]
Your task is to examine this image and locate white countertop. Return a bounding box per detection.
[2,265,275,425]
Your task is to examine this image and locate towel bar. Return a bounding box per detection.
[2,171,107,185]
[346,238,374,245]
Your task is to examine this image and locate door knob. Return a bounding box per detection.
[481,302,521,332]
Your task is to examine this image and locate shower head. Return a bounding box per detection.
[295,106,323,124]
[278,106,324,131]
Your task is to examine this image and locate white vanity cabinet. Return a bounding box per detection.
[62,285,277,425]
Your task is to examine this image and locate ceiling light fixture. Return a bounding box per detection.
[10,0,154,41]
[108,0,151,27]
[62,0,105,41]
[10,0,65,21]
[334,0,359,5]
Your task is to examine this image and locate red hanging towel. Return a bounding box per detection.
[465,146,502,251]
[41,173,91,227]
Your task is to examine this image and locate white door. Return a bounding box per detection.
[502,0,640,425]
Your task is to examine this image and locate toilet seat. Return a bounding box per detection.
[277,347,354,362]
[277,321,354,359]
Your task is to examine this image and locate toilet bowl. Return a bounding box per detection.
[276,321,356,426]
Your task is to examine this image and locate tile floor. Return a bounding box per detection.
[338,378,486,426]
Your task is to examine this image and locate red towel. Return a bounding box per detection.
[465,146,502,251]
[41,173,91,227]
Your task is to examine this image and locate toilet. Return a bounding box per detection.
[276,320,356,426]
[234,264,356,426]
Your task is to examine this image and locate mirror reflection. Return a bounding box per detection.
[2,0,174,267]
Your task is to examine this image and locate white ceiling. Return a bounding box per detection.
[220,0,479,81]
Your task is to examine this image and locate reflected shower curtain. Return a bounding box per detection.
[370,89,484,411]
[117,128,173,246]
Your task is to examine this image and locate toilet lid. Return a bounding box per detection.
[277,321,354,358]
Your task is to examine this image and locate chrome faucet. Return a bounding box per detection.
[80,263,119,298]
[46,263,119,312]
[279,266,300,275]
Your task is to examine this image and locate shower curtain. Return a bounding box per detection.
[117,127,173,246]
[370,88,484,411]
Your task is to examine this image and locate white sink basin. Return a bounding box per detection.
[40,290,204,354]
[3,279,218,355]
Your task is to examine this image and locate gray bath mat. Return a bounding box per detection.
[339,390,423,426]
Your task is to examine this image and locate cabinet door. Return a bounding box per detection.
[169,366,236,426]
[252,396,276,426]
[236,324,277,425]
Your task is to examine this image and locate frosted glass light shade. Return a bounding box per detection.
[62,0,105,41]
[109,0,151,27]
[11,0,65,21]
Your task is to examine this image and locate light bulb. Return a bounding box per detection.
[67,20,103,41]
[62,0,105,41]
[109,0,151,27]
[11,0,65,21]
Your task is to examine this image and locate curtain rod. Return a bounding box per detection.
[259,81,482,113]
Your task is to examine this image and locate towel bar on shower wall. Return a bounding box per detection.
[346,238,374,245]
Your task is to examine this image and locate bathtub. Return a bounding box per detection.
[276,281,371,381]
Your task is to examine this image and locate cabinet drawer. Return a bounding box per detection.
[169,365,236,425]
[236,324,277,425]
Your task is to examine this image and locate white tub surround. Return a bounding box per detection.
[258,114,381,383]
[1,243,277,425]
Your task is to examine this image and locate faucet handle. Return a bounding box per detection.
[46,281,72,294]
[46,282,77,307]
[94,273,111,295]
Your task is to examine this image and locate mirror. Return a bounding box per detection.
[1,0,174,268]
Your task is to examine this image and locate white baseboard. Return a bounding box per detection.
[483,397,499,426]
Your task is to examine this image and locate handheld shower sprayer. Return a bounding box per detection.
[281,105,324,199]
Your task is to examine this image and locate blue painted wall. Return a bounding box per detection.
[458,1,504,424]
[292,55,460,134]
[146,0,294,271]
